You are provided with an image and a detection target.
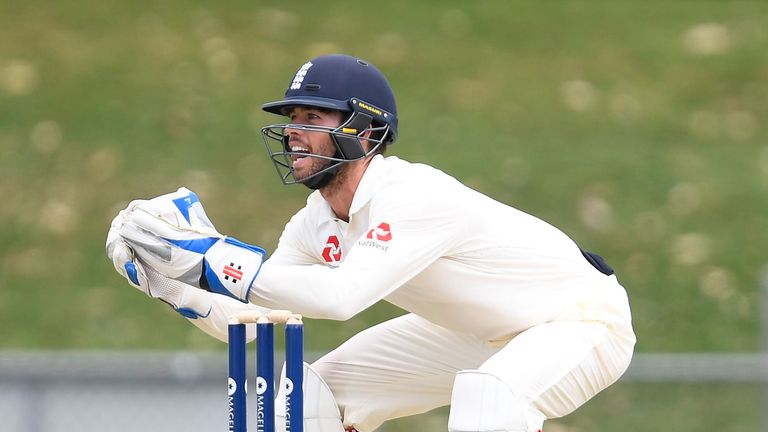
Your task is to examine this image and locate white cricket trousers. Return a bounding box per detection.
[311,283,635,432]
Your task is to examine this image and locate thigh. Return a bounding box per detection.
[479,320,635,419]
[312,313,499,432]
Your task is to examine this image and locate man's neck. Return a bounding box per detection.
[319,157,372,222]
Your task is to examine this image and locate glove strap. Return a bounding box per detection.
[174,287,213,319]
[202,237,265,302]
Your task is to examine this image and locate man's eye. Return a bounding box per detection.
[288,112,320,122]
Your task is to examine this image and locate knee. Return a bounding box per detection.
[448,370,544,432]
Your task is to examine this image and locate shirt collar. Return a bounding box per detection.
[307,190,336,227]
[349,154,386,217]
[308,154,388,227]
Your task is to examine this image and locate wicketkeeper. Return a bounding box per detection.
[107,54,635,432]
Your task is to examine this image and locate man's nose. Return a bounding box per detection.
[285,128,301,142]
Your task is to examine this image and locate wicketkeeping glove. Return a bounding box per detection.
[106,208,213,318]
[117,187,265,302]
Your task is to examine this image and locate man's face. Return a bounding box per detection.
[286,107,344,182]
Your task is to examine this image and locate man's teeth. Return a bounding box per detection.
[291,146,309,153]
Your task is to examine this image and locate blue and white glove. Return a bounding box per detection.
[106,207,213,319]
[117,187,265,303]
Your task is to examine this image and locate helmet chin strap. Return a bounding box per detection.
[300,160,339,190]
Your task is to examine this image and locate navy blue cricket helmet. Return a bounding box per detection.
[261,54,398,189]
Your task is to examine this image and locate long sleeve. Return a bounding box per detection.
[250,183,463,320]
[239,156,624,341]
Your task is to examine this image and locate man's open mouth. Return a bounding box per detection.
[290,145,310,162]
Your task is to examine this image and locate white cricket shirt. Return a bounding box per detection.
[253,155,630,341]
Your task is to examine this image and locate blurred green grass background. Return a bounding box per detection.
[0,0,766,430]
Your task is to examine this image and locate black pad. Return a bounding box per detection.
[580,249,614,276]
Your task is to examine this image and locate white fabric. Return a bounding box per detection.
[448,370,544,432]
[275,363,344,432]
[310,310,633,432]
[252,155,629,342]
[165,155,636,429]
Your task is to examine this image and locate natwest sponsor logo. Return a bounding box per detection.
[366,222,392,242]
[321,235,342,263]
[358,222,392,252]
